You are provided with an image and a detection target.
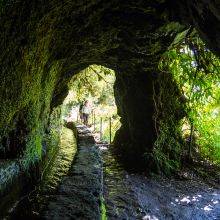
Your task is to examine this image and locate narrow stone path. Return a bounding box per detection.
[42,125,103,219]
[101,145,145,219]
[44,125,219,220]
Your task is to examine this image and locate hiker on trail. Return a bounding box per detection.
[81,100,92,126]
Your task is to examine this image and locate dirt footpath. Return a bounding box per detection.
[102,146,220,220]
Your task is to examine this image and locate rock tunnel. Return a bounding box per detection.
[0,0,220,214]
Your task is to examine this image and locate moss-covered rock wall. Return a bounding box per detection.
[0,0,179,170]
[0,0,219,175]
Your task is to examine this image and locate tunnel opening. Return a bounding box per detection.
[0,0,220,218]
[2,64,120,219]
[62,64,120,144]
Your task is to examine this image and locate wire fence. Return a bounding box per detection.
[76,111,120,144]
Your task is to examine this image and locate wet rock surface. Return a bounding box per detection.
[102,146,220,220]
[1,0,220,180]
[42,125,103,220]
[6,125,220,220]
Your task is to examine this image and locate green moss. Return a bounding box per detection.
[0,13,64,171]
[0,0,193,176]
[151,72,186,174]
[100,196,107,220]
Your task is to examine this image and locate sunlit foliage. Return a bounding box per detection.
[68,65,115,105]
[160,32,220,164]
[63,65,120,142]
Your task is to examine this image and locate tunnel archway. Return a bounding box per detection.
[62,64,120,143]
[0,0,219,173]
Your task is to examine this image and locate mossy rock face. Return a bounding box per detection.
[0,0,219,171]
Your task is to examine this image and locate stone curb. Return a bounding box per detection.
[43,125,103,220]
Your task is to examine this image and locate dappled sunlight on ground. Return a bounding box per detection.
[173,192,219,212]
[143,214,159,220]
[102,146,220,219]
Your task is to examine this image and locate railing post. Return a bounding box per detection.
[93,111,96,132]
[100,117,102,141]
[188,122,194,160]
[109,117,112,144]
[76,112,79,123]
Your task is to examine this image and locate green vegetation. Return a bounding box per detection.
[63,65,120,143]
[158,32,220,168]
[100,196,107,220]
[0,25,63,172]
[68,65,115,104]
[150,70,185,174]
